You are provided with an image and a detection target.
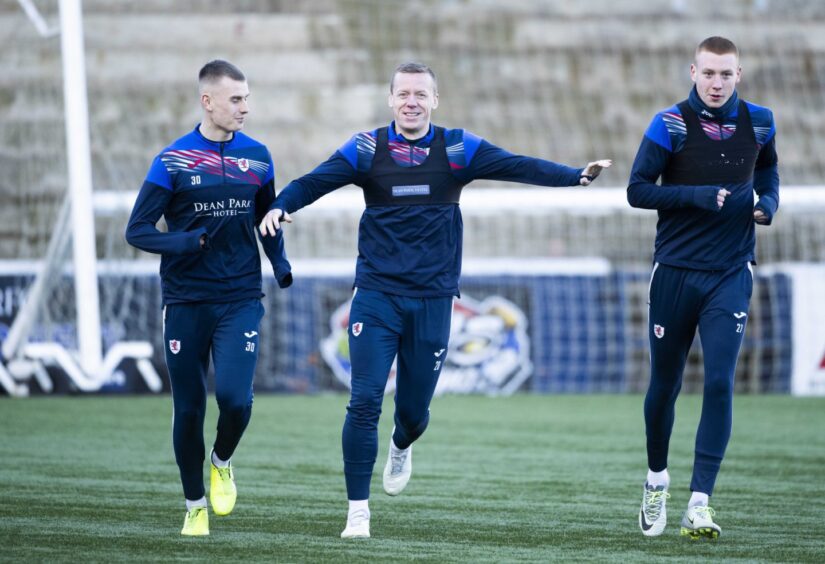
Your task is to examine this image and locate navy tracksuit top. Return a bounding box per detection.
[627,88,779,269]
[125,125,292,306]
[273,122,584,297]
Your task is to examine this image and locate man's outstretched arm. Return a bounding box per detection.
[464,137,610,186]
[260,151,357,236]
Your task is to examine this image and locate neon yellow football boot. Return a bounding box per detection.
[181,506,209,536]
[680,505,721,539]
[210,461,237,516]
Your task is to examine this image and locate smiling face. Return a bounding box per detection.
[690,50,741,109]
[200,76,250,141]
[388,71,439,140]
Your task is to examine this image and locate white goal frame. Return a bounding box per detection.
[0,0,159,397]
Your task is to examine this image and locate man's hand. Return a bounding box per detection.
[579,159,612,186]
[259,209,292,237]
[754,209,769,224]
[717,189,731,209]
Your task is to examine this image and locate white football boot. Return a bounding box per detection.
[382,432,412,496]
[340,508,370,539]
[639,482,670,536]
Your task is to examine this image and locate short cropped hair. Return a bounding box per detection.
[390,62,438,93]
[696,36,739,59]
[198,59,246,85]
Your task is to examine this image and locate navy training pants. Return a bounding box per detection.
[342,288,452,500]
[164,298,264,501]
[645,262,753,495]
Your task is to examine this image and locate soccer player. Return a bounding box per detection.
[628,37,779,539]
[125,60,292,536]
[259,62,611,539]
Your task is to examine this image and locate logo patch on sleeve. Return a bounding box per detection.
[169,339,181,354]
[351,322,363,337]
[653,324,665,339]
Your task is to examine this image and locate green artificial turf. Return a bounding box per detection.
[1,394,823,562]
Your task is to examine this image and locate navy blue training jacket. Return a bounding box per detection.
[273,122,584,297]
[125,125,292,306]
[627,88,779,269]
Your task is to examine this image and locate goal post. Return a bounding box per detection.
[59,0,102,376]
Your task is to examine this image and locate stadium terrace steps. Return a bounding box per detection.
[79,0,345,15]
[82,14,319,51]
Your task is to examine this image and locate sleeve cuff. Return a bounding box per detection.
[690,186,720,211]
[276,265,293,288]
[191,227,209,252]
[754,200,775,225]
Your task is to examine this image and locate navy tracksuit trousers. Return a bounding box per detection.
[164,298,264,501]
[645,262,753,495]
[342,288,453,500]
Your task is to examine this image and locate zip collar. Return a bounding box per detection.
[193,123,236,148]
[388,121,435,146]
[687,86,739,121]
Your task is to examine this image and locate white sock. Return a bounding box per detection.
[391,435,412,454]
[348,499,369,518]
[211,449,230,468]
[647,468,670,488]
[688,492,709,507]
[186,497,207,511]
